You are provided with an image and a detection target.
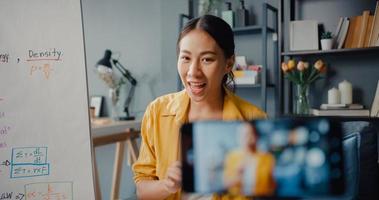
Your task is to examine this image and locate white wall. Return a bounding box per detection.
[82,0,187,199]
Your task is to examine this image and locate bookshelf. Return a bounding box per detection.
[279,0,379,116]
[281,46,379,56]
[235,83,276,89]
[232,25,276,34]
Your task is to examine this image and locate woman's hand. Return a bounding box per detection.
[162,161,182,194]
[135,161,182,199]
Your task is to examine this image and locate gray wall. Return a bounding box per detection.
[82,0,187,199]
[83,0,187,119]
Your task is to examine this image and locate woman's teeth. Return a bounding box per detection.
[190,82,205,87]
[189,82,206,95]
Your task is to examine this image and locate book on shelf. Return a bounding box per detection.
[336,17,350,49]
[344,15,361,48]
[368,1,379,47]
[357,10,370,48]
[342,8,379,49]
[310,108,370,117]
[333,17,343,48]
[320,103,364,110]
[370,80,379,117]
[364,15,374,47]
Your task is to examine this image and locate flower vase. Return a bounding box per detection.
[295,84,310,115]
[110,102,120,121]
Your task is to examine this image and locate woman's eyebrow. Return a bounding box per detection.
[180,50,191,54]
[200,51,217,56]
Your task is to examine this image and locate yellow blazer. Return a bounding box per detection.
[133,88,266,200]
[223,150,276,197]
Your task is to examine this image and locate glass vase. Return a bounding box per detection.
[109,88,119,120]
[110,103,119,121]
[295,84,310,115]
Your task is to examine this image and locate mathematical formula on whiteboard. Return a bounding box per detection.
[0,48,64,80]
[0,0,95,199]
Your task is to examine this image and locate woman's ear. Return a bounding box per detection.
[225,55,235,73]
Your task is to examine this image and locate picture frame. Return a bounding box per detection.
[90,96,103,117]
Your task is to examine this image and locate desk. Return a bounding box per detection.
[91,119,141,200]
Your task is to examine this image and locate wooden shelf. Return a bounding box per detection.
[282,46,379,56]
[233,25,275,35]
[235,83,275,88]
[235,84,261,88]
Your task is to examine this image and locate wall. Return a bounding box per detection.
[83,0,187,119]
[81,0,187,199]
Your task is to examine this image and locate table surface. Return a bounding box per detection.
[91,118,141,137]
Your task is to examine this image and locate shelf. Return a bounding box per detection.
[280,114,374,119]
[232,25,275,35]
[282,46,379,56]
[235,83,275,88]
[235,84,262,88]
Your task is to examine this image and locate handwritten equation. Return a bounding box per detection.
[29,64,53,80]
[10,147,49,178]
[11,165,49,179]
[0,53,9,63]
[25,182,72,200]
[27,49,63,80]
[0,192,25,200]
[27,49,62,61]
[12,147,47,164]
[0,125,11,135]
[1,49,64,80]
[0,103,8,150]
[0,142,7,149]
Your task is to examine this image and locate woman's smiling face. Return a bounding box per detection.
[177,29,233,103]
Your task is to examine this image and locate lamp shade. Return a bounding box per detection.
[97,49,113,69]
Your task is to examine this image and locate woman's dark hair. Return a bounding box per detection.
[177,15,235,91]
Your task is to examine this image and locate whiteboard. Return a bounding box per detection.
[0,0,95,199]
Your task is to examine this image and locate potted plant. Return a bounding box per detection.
[320,31,333,50]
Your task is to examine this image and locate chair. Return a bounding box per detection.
[340,118,379,200]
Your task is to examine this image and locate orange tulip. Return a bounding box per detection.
[314,59,325,71]
[304,62,309,69]
[287,59,296,71]
[281,62,289,73]
[297,61,306,72]
[320,65,327,73]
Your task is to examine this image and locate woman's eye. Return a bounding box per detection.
[202,58,214,63]
[180,56,190,62]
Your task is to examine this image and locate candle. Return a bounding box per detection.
[328,87,340,104]
[338,80,353,104]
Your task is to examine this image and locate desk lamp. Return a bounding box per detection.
[96,49,137,120]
